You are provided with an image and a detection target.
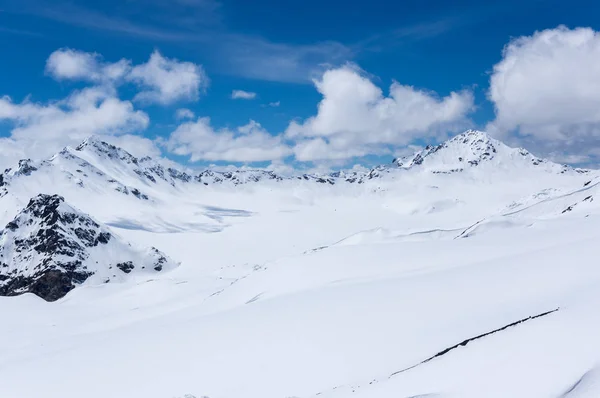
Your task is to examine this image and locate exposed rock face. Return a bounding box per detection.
[0,194,176,301]
[195,169,283,185]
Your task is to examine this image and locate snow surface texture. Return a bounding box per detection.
[0,130,599,398]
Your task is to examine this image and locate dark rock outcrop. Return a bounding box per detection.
[0,194,176,301]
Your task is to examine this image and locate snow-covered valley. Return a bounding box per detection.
[1,130,599,398]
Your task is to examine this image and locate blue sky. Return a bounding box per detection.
[1,0,600,169]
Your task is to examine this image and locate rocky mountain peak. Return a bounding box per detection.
[394,130,500,170]
[0,194,176,301]
[391,129,582,175]
[75,136,140,166]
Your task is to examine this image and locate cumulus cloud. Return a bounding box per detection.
[0,87,148,140]
[175,108,195,120]
[231,90,257,100]
[46,48,207,105]
[165,118,291,162]
[0,87,149,166]
[128,50,207,105]
[0,137,29,171]
[293,138,377,162]
[268,101,280,107]
[103,134,163,159]
[0,47,214,169]
[488,26,600,162]
[286,65,474,161]
[164,65,474,164]
[45,48,131,83]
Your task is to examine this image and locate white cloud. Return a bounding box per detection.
[45,49,208,106]
[0,47,217,169]
[165,118,291,162]
[293,138,379,162]
[0,137,28,171]
[488,26,600,161]
[46,49,99,80]
[103,134,163,159]
[0,87,149,165]
[261,101,280,108]
[175,108,195,120]
[264,160,297,177]
[0,87,148,140]
[45,48,131,83]
[286,65,474,161]
[231,90,257,100]
[128,50,208,105]
[217,37,352,83]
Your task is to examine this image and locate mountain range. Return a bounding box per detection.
[0,130,587,201]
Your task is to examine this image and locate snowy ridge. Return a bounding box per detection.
[74,137,194,187]
[0,130,588,205]
[196,169,283,185]
[71,136,366,186]
[393,129,585,174]
[1,148,151,201]
[0,194,177,301]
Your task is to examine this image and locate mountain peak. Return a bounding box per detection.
[392,129,579,174]
[446,129,499,150]
[75,136,140,166]
[0,193,177,301]
[394,129,500,170]
[452,129,492,140]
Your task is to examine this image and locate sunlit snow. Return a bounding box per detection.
[0,130,598,398]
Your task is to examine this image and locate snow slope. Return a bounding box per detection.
[0,130,599,397]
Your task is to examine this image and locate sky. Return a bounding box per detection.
[1,0,600,171]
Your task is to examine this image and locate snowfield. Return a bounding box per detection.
[1,130,599,398]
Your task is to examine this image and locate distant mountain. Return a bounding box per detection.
[0,194,177,301]
[393,130,585,174]
[73,136,194,187]
[0,147,151,201]
[0,130,587,205]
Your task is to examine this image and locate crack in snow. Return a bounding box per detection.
[311,308,559,397]
[389,308,559,377]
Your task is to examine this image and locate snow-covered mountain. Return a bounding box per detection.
[0,194,176,301]
[393,129,585,174]
[0,130,588,205]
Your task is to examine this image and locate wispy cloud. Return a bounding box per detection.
[9,0,351,83]
[0,25,42,37]
[231,90,257,100]
[353,3,513,54]
[26,3,197,41]
[175,108,195,120]
[6,0,489,83]
[216,35,353,83]
[355,17,463,53]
